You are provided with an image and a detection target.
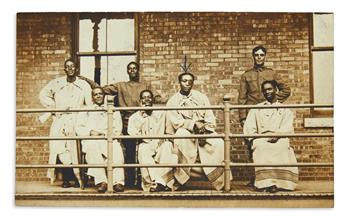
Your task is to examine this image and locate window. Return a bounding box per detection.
[74,13,137,85]
[310,13,334,116]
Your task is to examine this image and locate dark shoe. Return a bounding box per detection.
[113,183,124,192]
[62,181,71,188]
[255,187,266,192]
[246,180,255,188]
[278,188,292,192]
[97,182,107,193]
[265,185,279,193]
[150,183,170,192]
[74,181,80,188]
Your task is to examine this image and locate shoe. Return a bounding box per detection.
[62,181,71,188]
[246,180,255,188]
[97,182,107,193]
[276,187,292,192]
[255,187,266,192]
[113,183,124,192]
[149,183,170,192]
[74,181,80,188]
[265,185,279,193]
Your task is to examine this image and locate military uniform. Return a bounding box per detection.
[238,66,291,122]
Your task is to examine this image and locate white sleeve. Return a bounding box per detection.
[127,113,145,136]
[113,111,123,136]
[278,109,294,134]
[166,98,195,132]
[76,112,91,136]
[39,80,56,108]
[243,109,258,142]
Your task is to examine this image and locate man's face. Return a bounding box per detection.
[64,60,77,77]
[253,49,266,67]
[179,74,194,94]
[127,63,139,79]
[140,91,153,107]
[262,82,276,102]
[92,88,105,106]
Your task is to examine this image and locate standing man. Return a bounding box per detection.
[128,90,177,192]
[39,58,92,188]
[166,72,229,191]
[243,80,298,193]
[81,61,164,187]
[239,45,291,126]
[238,45,291,185]
[76,87,125,193]
[85,61,161,187]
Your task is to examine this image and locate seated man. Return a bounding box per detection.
[76,87,125,193]
[244,80,298,193]
[128,90,177,192]
[166,71,230,191]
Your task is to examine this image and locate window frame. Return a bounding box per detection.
[309,13,334,117]
[71,12,140,80]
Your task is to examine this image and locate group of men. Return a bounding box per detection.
[39,45,299,193]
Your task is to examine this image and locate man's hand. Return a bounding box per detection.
[267,137,279,143]
[90,130,105,136]
[194,121,206,134]
[240,119,246,127]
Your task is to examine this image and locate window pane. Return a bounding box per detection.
[312,51,334,104]
[313,13,334,47]
[79,19,94,52]
[79,57,95,80]
[79,18,134,52]
[79,56,135,85]
[107,19,135,51]
[79,18,107,52]
[100,56,136,85]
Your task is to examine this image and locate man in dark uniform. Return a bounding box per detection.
[238,45,291,186]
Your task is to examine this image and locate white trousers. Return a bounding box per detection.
[138,140,177,191]
[82,140,124,185]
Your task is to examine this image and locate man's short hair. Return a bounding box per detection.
[127,61,139,70]
[178,72,195,82]
[92,86,105,95]
[64,58,77,67]
[252,45,267,56]
[139,89,153,99]
[261,80,278,91]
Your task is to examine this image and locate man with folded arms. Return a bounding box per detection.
[76,87,125,193]
[128,90,177,192]
[166,72,230,191]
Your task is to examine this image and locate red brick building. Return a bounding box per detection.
[16,12,333,182]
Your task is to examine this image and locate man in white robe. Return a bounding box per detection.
[128,89,177,192]
[166,72,229,191]
[76,87,125,193]
[244,80,298,192]
[39,58,92,188]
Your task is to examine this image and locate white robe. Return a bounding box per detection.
[76,104,124,185]
[39,76,92,183]
[166,90,228,190]
[244,101,299,190]
[128,110,177,191]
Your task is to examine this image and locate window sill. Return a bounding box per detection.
[304,117,333,128]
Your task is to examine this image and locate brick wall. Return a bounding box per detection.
[138,12,333,181]
[16,12,333,182]
[16,13,73,181]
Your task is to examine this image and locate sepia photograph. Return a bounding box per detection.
[15,11,334,208]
